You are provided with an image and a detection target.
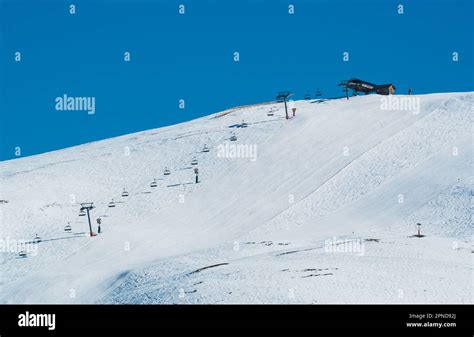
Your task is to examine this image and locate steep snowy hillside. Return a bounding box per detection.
[0,92,472,304]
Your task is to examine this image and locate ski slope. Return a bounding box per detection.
[0,92,472,304]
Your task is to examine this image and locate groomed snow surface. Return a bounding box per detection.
[0,92,472,304]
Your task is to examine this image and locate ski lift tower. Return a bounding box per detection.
[80,202,95,237]
[276,91,294,120]
[315,89,323,99]
[338,81,350,100]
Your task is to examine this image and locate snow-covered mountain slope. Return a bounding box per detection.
[0,92,472,304]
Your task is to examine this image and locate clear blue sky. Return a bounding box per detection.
[0,0,472,161]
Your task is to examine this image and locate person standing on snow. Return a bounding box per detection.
[96,218,102,234]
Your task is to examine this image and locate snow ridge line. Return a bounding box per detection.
[239,98,448,236]
[261,96,465,228]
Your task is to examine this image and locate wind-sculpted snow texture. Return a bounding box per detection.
[0,93,472,304]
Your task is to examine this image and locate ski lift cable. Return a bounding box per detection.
[95,174,153,210]
[106,121,230,207]
[59,141,214,239]
[72,141,210,224]
[60,121,224,239]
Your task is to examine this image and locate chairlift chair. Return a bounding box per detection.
[191,157,198,165]
[241,120,248,128]
[230,134,237,142]
[164,167,171,176]
[150,179,158,188]
[64,223,72,232]
[267,109,274,116]
[79,209,86,216]
[18,251,27,258]
[108,199,116,208]
[202,144,210,153]
[34,234,41,243]
[121,189,129,197]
